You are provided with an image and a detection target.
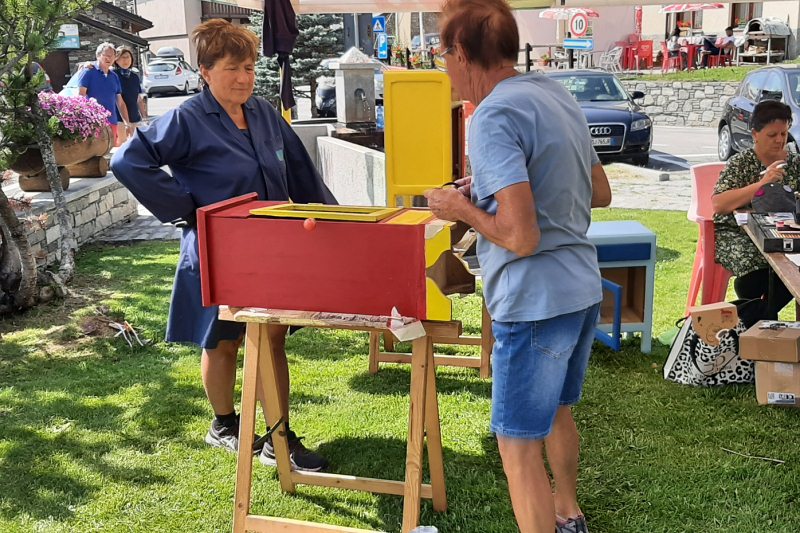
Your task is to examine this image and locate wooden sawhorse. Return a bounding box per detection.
[369,298,493,378]
[220,306,459,533]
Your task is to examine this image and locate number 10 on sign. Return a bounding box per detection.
[570,13,588,38]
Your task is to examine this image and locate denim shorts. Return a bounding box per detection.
[490,302,601,440]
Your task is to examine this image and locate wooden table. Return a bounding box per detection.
[219,306,460,533]
[742,223,800,316]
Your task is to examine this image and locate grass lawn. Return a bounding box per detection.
[623,57,799,83]
[1,208,799,532]
[627,66,756,83]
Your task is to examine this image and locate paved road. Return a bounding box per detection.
[647,124,720,171]
[145,93,192,118]
[605,124,719,212]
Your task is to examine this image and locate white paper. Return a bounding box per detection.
[767,392,797,405]
[388,306,426,342]
[786,254,800,267]
[766,213,795,224]
[734,212,749,226]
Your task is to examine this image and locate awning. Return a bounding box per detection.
[234,0,551,13]
[658,3,724,14]
[235,0,789,12]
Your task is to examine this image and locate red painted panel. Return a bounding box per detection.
[197,193,259,307]
[199,199,430,318]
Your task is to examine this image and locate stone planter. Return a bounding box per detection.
[11,126,113,192]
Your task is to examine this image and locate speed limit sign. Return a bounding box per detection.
[569,13,589,38]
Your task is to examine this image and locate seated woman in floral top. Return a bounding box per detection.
[712,100,800,318]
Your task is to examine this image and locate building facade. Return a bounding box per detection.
[641,1,799,59]
[135,0,256,67]
[42,1,153,92]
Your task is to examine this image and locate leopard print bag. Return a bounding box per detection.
[663,316,754,387]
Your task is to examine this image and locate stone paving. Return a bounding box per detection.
[93,203,181,242]
[605,163,691,212]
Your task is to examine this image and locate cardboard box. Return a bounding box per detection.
[740,321,800,363]
[689,302,738,347]
[755,361,800,407]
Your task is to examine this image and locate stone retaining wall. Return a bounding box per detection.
[6,175,139,267]
[621,80,739,128]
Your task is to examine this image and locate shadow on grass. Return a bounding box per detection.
[348,366,491,399]
[656,246,681,263]
[0,335,204,522]
[287,328,373,363]
[284,435,511,532]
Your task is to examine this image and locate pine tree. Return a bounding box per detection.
[251,12,344,116]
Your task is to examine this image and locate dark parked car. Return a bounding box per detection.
[717,65,800,161]
[546,70,652,166]
[315,79,336,118]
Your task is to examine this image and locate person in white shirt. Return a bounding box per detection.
[702,26,736,67]
[666,25,688,68]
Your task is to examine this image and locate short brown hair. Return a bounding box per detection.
[193,19,259,69]
[115,45,134,63]
[440,0,519,70]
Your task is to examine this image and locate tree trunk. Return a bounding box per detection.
[0,188,37,312]
[310,77,318,118]
[32,104,75,283]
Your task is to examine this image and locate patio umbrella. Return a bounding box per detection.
[262,0,299,110]
[538,7,600,20]
[658,3,724,14]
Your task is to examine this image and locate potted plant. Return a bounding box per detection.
[538,53,552,67]
[5,91,112,192]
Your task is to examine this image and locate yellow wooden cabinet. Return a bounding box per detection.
[383,70,454,206]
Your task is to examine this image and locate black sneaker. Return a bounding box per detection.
[204,418,262,455]
[259,430,329,472]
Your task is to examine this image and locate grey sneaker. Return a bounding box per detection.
[204,418,261,455]
[557,515,589,533]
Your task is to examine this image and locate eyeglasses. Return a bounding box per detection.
[433,47,453,72]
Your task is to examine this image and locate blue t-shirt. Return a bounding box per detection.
[78,62,122,124]
[469,72,602,322]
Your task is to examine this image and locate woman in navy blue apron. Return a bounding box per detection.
[111,19,335,472]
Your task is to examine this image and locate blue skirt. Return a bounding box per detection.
[165,228,245,349]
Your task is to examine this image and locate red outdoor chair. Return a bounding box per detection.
[660,41,683,73]
[633,40,654,70]
[685,162,733,314]
[708,50,734,68]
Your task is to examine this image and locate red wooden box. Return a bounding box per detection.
[197,194,472,320]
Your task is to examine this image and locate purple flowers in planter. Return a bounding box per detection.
[37,92,111,142]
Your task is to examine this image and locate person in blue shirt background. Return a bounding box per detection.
[79,42,130,146]
[426,1,604,532]
[111,19,336,472]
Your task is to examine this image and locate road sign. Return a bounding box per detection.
[563,38,594,51]
[372,16,386,33]
[569,13,588,38]
[377,33,388,59]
